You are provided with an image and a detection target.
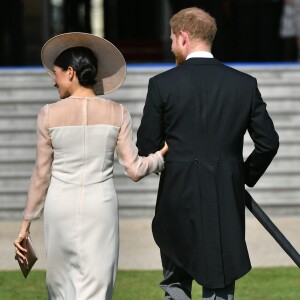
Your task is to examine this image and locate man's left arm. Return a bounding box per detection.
[137,77,165,156]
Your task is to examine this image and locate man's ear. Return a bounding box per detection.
[179,30,189,46]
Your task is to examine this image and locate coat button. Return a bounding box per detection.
[194,159,198,165]
[218,158,222,163]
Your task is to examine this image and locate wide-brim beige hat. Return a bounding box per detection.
[41,32,126,95]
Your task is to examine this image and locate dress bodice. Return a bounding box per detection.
[50,125,119,185]
[23,96,164,220]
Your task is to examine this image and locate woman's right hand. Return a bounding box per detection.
[159,142,168,156]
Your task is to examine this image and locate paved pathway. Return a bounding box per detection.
[1,216,300,271]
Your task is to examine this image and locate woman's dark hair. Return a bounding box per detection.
[54,47,98,87]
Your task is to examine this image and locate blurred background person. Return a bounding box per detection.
[280,0,300,61]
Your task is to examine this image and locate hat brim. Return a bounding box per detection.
[41,32,126,95]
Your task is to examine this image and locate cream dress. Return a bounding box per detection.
[23,96,164,300]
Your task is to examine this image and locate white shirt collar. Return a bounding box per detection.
[186,51,214,60]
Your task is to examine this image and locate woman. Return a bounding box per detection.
[14,32,167,299]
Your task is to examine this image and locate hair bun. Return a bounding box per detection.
[77,64,97,86]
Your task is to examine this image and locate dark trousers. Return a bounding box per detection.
[160,253,235,300]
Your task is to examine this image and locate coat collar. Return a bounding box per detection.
[182,57,222,66]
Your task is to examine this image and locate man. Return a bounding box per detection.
[137,7,279,300]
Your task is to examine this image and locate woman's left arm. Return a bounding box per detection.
[23,105,54,220]
[14,105,53,259]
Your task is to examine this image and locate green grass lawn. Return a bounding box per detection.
[0,267,299,299]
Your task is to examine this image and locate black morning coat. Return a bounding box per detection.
[137,58,279,289]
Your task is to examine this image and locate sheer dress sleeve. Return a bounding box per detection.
[23,105,53,220]
[116,105,164,182]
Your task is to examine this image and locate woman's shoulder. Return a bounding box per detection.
[99,97,121,107]
[97,97,126,115]
[43,98,66,110]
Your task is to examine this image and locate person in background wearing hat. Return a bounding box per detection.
[14,32,168,300]
[137,7,279,300]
